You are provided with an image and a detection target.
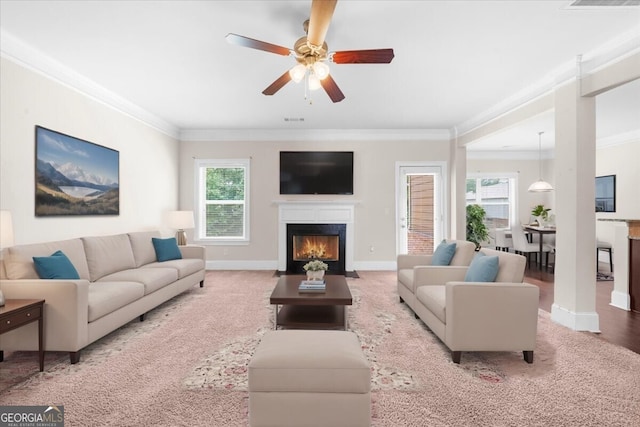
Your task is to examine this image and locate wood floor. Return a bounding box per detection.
[525,262,640,355]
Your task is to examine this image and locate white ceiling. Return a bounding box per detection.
[1,0,639,151]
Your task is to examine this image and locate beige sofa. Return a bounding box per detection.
[397,245,539,363]
[0,231,205,364]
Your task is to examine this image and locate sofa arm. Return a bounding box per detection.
[0,279,90,352]
[414,266,468,287]
[397,254,433,270]
[444,282,539,351]
[179,245,205,261]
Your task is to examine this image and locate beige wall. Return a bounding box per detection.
[595,139,640,245]
[0,58,180,245]
[179,139,451,269]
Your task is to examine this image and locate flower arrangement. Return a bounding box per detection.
[303,260,329,272]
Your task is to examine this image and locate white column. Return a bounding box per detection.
[551,76,599,332]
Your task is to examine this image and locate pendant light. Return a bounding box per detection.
[528,131,554,192]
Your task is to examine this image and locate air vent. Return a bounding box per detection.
[568,0,640,7]
[284,117,305,122]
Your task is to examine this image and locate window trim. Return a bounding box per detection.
[466,173,518,230]
[194,158,250,244]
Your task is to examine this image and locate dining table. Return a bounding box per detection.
[523,225,556,269]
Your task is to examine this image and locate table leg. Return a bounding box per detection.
[38,315,44,372]
[273,304,278,330]
[344,306,348,330]
[539,233,544,269]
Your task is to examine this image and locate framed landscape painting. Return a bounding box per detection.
[35,126,119,216]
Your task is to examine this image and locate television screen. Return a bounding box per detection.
[280,151,354,195]
[595,175,616,213]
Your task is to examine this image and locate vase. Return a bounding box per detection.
[306,270,325,281]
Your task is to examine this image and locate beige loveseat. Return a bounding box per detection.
[397,245,539,364]
[0,231,205,364]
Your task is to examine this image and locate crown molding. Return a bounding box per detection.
[455,29,640,138]
[179,128,452,142]
[597,129,640,148]
[0,29,179,139]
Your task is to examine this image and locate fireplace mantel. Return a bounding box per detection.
[277,201,357,274]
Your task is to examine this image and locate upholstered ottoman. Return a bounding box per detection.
[248,330,371,427]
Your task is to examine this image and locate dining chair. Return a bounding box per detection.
[495,229,513,252]
[511,225,553,268]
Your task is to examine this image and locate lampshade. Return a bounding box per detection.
[528,131,554,192]
[312,61,330,80]
[307,73,322,91]
[528,180,554,192]
[289,64,306,83]
[166,211,195,230]
[0,210,14,248]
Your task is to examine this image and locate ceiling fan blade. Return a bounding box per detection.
[332,48,395,64]
[320,74,345,103]
[225,33,292,56]
[307,0,337,48]
[262,70,293,96]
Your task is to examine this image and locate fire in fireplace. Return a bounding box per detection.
[293,235,339,261]
[286,224,346,274]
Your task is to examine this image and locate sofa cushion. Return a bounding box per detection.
[144,258,205,279]
[432,240,457,266]
[82,234,136,282]
[97,267,178,295]
[4,238,90,280]
[416,285,446,323]
[33,250,80,279]
[152,237,183,262]
[128,230,161,267]
[87,281,145,322]
[464,252,499,282]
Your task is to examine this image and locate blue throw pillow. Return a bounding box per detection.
[33,250,80,279]
[152,237,183,262]
[464,252,499,282]
[431,240,457,266]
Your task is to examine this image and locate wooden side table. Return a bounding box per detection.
[0,299,45,372]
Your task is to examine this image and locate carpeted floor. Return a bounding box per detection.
[1,271,639,426]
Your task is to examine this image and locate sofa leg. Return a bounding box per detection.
[200,280,204,288]
[69,351,81,364]
[139,313,146,322]
[0,350,3,362]
[451,351,461,364]
[399,296,404,303]
[523,351,534,363]
[414,313,419,319]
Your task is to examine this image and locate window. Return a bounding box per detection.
[466,174,517,230]
[194,159,250,243]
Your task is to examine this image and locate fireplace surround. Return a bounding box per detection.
[277,201,356,276]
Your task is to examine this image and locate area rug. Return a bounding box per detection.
[1,271,639,427]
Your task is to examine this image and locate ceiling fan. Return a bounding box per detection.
[225,0,394,103]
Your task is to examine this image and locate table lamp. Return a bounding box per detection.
[166,210,194,246]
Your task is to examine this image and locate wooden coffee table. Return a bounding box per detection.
[270,275,352,330]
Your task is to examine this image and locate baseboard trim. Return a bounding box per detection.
[610,290,631,311]
[551,303,600,332]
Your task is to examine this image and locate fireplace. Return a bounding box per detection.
[287,224,346,274]
[277,201,356,276]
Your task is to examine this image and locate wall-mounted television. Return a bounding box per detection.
[280,151,354,195]
[595,174,616,213]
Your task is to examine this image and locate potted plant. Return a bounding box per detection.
[303,260,329,280]
[531,204,551,226]
[466,204,489,250]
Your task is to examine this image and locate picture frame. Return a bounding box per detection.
[35,126,119,216]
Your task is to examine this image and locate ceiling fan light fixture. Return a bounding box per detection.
[307,73,322,91]
[312,61,330,80]
[289,64,307,83]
